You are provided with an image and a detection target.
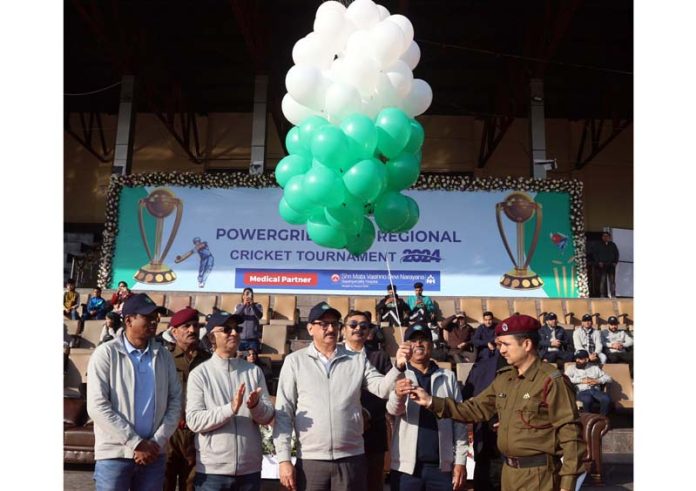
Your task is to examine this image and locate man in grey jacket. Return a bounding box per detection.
[390,324,469,490]
[186,310,275,491]
[87,293,182,491]
[601,316,634,376]
[273,301,412,491]
[564,350,613,416]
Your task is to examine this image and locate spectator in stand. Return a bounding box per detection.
[163,307,211,491]
[341,310,393,491]
[389,324,469,491]
[573,314,606,364]
[87,293,182,491]
[471,311,498,360]
[244,347,273,388]
[98,311,122,345]
[601,316,634,376]
[441,313,475,363]
[565,350,613,416]
[538,312,574,365]
[82,287,109,322]
[592,231,620,298]
[407,282,437,326]
[377,284,411,327]
[233,287,263,353]
[186,310,274,491]
[109,281,133,314]
[273,302,412,491]
[363,310,386,351]
[64,278,80,320]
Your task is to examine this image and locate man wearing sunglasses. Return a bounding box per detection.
[274,302,412,491]
[87,293,182,491]
[341,310,393,491]
[186,310,274,491]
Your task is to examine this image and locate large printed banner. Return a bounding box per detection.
[109,185,580,297]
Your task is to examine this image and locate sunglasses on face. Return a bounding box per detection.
[312,320,341,330]
[221,324,242,334]
[346,321,370,330]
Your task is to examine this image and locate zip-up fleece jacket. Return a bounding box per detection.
[273,343,402,462]
[186,354,274,476]
[87,332,182,460]
[387,366,469,474]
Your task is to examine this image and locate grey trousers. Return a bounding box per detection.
[296,454,367,491]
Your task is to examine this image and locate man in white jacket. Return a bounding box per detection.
[274,301,412,491]
[186,310,275,491]
[87,293,182,491]
[389,324,469,491]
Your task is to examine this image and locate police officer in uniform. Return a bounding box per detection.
[408,314,585,491]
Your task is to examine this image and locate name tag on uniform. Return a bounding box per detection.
[523,393,531,399]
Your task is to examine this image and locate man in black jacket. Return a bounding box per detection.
[593,231,620,298]
[537,312,573,367]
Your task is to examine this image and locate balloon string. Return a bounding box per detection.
[385,256,403,346]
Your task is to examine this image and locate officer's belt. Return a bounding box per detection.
[502,453,556,469]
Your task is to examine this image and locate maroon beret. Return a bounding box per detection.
[170,307,200,328]
[495,314,540,337]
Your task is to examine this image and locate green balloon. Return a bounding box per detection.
[307,214,347,249]
[403,119,425,154]
[285,126,311,158]
[278,198,309,225]
[325,194,364,235]
[311,124,350,171]
[275,154,311,188]
[345,217,376,256]
[303,164,346,208]
[342,158,387,204]
[374,191,410,232]
[385,152,421,191]
[283,174,319,216]
[340,114,378,160]
[375,107,412,159]
[393,195,420,232]
[299,115,330,147]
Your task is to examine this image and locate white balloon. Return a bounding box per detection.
[345,29,372,58]
[400,40,421,70]
[314,3,348,54]
[282,93,319,126]
[325,82,363,124]
[369,20,405,68]
[402,79,432,117]
[385,60,413,98]
[327,57,346,83]
[386,15,414,55]
[340,54,380,97]
[315,0,346,18]
[292,33,334,69]
[361,95,382,119]
[375,73,401,108]
[285,65,329,110]
[376,4,390,21]
[346,0,380,30]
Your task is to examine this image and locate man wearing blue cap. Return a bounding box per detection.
[88,293,182,491]
[408,314,585,491]
[389,324,469,491]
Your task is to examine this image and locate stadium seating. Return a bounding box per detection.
[603,363,633,410]
[591,299,617,328]
[193,294,217,315]
[458,298,484,324]
[564,299,591,327]
[382,325,407,357]
[147,292,166,308]
[75,320,103,349]
[353,297,378,324]
[539,299,566,324]
[217,293,239,313]
[165,294,191,314]
[455,362,474,383]
[486,298,511,321]
[434,298,457,320]
[259,324,288,361]
[327,296,351,319]
[270,295,298,325]
[617,299,634,330]
[513,299,538,318]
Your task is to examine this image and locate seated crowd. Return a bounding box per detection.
[63,280,633,491]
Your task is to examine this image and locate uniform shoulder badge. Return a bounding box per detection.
[522,393,531,399]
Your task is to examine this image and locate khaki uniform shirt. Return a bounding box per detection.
[173,346,211,422]
[430,357,585,491]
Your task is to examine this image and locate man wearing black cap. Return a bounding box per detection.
[377,284,411,326]
[408,314,585,491]
[601,316,633,375]
[564,350,612,416]
[87,293,182,491]
[538,312,573,366]
[573,314,606,364]
[186,310,274,490]
[274,302,412,491]
[389,324,469,491]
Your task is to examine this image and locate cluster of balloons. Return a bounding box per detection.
[276,108,424,255]
[282,0,433,126]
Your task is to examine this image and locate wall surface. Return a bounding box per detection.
[64,113,632,231]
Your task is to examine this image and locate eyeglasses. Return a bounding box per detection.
[346,321,370,330]
[312,320,341,330]
[221,324,242,334]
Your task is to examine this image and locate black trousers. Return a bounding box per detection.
[597,263,616,297]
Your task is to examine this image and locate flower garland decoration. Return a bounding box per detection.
[98,171,587,297]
